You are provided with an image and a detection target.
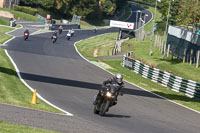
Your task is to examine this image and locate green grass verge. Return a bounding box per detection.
[77,33,117,57]
[0,18,10,26]
[0,26,13,44]
[75,33,200,112]
[0,8,37,22]
[0,121,58,133]
[122,37,200,82]
[0,26,62,113]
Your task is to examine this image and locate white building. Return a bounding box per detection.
[0,0,20,8]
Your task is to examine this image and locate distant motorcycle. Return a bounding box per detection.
[52,35,57,43]
[93,84,119,116]
[71,29,74,36]
[59,29,62,34]
[66,32,71,40]
[24,33,29,41]
[94,27,97,33]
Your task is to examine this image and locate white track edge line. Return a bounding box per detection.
[2,28,73,116]
[74,35,200,115]
[0,102,68,116]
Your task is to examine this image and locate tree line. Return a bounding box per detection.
[138,0,200,30]
[19,0,128,19]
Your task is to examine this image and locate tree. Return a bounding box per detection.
[99,0,116,16]
[69,0,97,19]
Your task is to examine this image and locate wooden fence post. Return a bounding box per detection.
[196,50,200,68]
[183,48,186,63]
[154,34,157,47]
[161,40,164,53]
[159,36,162,51]
[172,45,174,59]
[190,49,193,65]
[167,44,170,57]
[177,48,180,59]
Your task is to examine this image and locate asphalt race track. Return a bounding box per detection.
[2,4,200,133]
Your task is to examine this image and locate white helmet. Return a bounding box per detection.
[114,73,123,84]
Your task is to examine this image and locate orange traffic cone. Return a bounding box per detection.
[31,89,37,104]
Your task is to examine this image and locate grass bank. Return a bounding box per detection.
[0,8,37,22]
[75,33,200,112]
[0,121,58,133]
[0,26,61,113]
[0,18,10,26]
[122,37,200,82]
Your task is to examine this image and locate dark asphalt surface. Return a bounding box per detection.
[1,4,200,133]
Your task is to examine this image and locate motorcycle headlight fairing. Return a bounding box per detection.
[106,92,112,97]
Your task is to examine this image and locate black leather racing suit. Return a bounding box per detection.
[95,77,124,105]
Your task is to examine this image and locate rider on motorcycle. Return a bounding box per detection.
[58,25,63,34]
[51,31,57,39]
[93,73,124,106]
[24,29,29,36]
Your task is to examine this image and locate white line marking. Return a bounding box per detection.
[2,25,73,116]
[0,102,68,116]
[74,34,200,115]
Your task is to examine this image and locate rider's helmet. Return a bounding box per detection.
[114,73,123,84]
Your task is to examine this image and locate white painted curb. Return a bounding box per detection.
[1,25,73,116]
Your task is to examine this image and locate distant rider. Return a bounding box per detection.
[58,25,63,34]
[51,31,57,39]
[24,29,29,36]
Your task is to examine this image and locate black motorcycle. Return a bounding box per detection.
[52,35,57,43]
[94,84,119,116]
[59,29,62,34]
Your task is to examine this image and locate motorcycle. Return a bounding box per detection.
[66,32,71,40]
[24,33,29,41]
[71,29,74,37]
[59,29,62,34]
[52,35,57,43]
[93,84,119,116]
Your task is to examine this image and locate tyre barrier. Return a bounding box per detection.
[123,55,200,99]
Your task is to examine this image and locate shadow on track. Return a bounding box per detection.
[0,66,162,99]
[19,71,162,99]
[102,114,131,118]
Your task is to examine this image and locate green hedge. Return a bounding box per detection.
[14,5,38,16]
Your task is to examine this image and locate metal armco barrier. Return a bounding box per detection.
[123,56,200,99]
[50,24,80,30]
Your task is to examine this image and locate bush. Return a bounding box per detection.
[14,5,38,16]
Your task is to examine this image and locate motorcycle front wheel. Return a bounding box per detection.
[99,100,110,116]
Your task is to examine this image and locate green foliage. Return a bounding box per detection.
[0,121,58,133]
[99,0,116,16]
[70,0,97,19]
[19,0,128,19]
[14,5,38,16]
